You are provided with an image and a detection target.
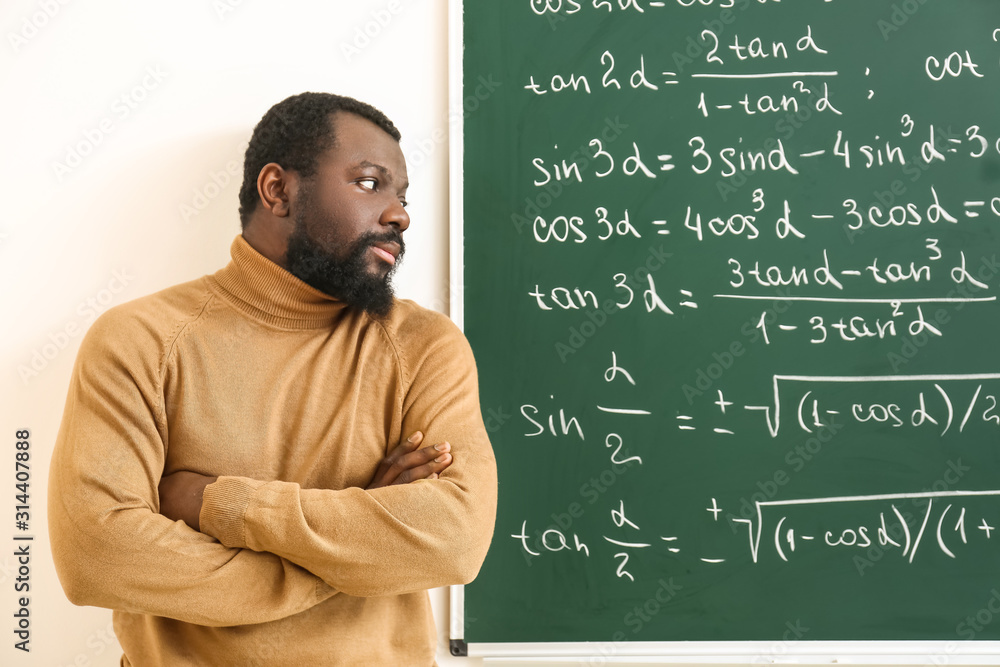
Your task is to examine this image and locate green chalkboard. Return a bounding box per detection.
[461,0,1000,651]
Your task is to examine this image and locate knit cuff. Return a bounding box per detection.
[200,476,264,549]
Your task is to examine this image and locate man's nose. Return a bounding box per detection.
[381,200,410,232]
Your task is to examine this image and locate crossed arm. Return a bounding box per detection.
[158,430,453,531]
[49,307,497,625]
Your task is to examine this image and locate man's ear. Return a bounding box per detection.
[256,163,297,218]
[243,163,303,268]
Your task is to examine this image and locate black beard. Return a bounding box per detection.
[285,220,404,318]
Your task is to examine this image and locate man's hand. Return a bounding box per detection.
[366,431,452,490]
[159,471,218,531]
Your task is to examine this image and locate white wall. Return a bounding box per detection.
[1,1,470,664]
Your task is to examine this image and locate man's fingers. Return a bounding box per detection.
[369,432,424,487]
[366,431,454,489]
[371,441,453,488]
[387,442,450,481]
[396,449,452,484]
[384,432,423,464]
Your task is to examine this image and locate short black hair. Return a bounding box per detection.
[238,92,401,227]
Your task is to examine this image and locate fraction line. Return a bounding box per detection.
[714,295,996,304]
[692,71,838,79]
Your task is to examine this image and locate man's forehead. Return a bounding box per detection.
[326,113,407,180]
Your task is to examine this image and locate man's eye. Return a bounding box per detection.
[358,178,377,191]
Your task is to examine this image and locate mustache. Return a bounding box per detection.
[359,229,405,258]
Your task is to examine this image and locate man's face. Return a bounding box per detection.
[285,112,410,317]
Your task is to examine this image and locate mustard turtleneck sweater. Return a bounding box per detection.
[48,235,498,666]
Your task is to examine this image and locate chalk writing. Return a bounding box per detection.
[464,0,1000,642]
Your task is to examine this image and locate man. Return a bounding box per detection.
[48,92,498,666]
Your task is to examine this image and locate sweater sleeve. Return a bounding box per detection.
[198,313,499,597]
[48,307,336,627]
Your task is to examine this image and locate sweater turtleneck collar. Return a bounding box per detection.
[207,235,348,329]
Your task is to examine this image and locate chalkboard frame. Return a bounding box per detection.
[446,0,1000,662]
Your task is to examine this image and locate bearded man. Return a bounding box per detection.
[49,92,498,666]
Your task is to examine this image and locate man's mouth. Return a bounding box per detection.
[371,241,400,266]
